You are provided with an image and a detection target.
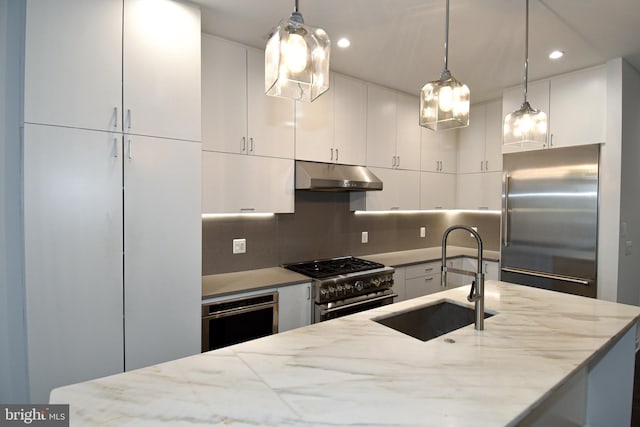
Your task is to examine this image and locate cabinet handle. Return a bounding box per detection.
[113,107,118,128]
[241,137,246,152]
[425,277,434,281]
[390,206,400,210]
[485,160,489,171]
[249,137,254,153]
[113,136,119,158]
[240,207,255,212]
[425,268,433,272]
[330,148,334,161]
[391,156,396,167]
[307,286,311,300]
[550,134,554,147]
[335,148,339,162]
[126,109,131,130]
[480,160,484,171]
[396,156,400,167]
[127,137,133,159]
[484,263,488,274]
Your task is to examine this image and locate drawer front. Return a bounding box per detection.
[405,274,442,299]
[405,262,440,280]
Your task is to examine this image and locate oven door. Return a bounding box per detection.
[315,289,396,322]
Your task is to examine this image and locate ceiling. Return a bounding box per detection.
[195,0,640,103]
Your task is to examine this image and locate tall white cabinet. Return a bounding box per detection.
[23,0,202,402]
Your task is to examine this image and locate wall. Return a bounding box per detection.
[617,60,640,305]
[202,191,500,275]
[0,0,28,403]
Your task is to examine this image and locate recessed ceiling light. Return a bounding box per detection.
[337,38,351,48]
[549,50,564,60]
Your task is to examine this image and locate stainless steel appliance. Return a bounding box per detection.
[284,256,395,322]
[501,144,599,297]
[201,291,278,352]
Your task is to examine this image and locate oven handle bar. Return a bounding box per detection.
[202,301,277,320]
[319,293,398,315]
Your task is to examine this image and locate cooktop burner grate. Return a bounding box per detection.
[284,256,385,279]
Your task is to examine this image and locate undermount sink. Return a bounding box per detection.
[374,301,494,342]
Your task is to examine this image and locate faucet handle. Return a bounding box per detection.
[467,280,479,302]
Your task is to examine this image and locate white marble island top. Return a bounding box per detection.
[51,281,640,426]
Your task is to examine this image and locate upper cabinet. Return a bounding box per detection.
[502,64,606,153]
[201,35,295,158]
[421,127,457,173]
[296,72,366,165]
[366,85,420,171]
[25,0,201,142]
[350,167,420,211]
[457,100,503,173]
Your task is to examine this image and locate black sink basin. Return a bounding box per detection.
[374,301,494,341]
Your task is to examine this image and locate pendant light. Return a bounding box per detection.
[265,0,330,102]
[503,0,547,146]
[420,0,470,131]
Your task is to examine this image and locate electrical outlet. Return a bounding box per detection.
[361,231,368,244]
[420,227,426,238]
[232,238,246,254]
[470,226,478,237]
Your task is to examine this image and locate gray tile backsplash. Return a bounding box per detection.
[202,191,500,275]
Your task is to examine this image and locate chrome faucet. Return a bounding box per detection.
[441,225,485,330]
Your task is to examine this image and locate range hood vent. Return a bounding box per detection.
[295,161,383,192]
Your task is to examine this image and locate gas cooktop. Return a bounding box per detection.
[283,256,386,279]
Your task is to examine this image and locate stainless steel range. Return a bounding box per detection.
[284,256,396,323]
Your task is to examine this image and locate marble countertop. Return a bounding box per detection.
[202,246,500,299]
[51,281,640,426]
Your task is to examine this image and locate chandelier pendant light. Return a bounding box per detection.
[265,0,330,102]
[503,0,547,146]
[420,0,470,131]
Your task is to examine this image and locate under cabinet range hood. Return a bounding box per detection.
[295,161,383,191]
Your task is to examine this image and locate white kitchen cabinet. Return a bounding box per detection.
[296,72,366,165]
[202,151,295,214]
[461,258,499,282]
[123,135,201,370]
[202,35,295,158]
[502,65,606,153]
[278,283,312,332]
[421,127,457,173]
[420,172,456,210]
[25,0,200,142]
[405,262,442,299]
[333,73,367,165]
[366,84,420,170]
[457,100,503,173]
[392,267,406,303]
[350,167,420,211]
[456,171,502,210]
[485,261,499,281]
[23,124,201,401]
[24,124,124,403]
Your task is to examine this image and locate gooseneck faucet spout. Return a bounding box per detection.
[441,225,485,330]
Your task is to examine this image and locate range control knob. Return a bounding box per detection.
[344,283,353,295]
[372,277,381,287]
[328,286,336,296]
[354,280,364,291]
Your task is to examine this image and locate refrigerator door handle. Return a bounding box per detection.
[503,173,510,247]
[501,267,591,286]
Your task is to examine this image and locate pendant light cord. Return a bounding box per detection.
[294,0,299,13]
[444,0,450,72]
[523,0,529,103]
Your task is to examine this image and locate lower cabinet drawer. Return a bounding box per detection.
[405,274,442,299]
[405,262,440,280]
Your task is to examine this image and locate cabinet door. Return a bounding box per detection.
[278,283,311,332]
[406,275,440,299]
[484,261,499,281]
[123,135,201,370]
[24,124,124,403]
[502,80,550,154]
[24,0,122,131]
[395,93,421,170]
[123,0,201,142]
[334,73,367,165]
[482,171,503,210]
[456,172,484,210]
[420,127,440,172]
[457,104,486,173]
[247,47,295,159]
[366,84,397,168]
[549,65,606,148]
[361,167,420,211]
[420,172,456,210]
[392,267,406,303]
[202,151,295,214]
[295,83,334,162]
[483,100,503,172]
[202,35,248,153]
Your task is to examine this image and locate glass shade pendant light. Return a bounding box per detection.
[265,0,330,102]
[420,0,470,131]
[503,0,547,146]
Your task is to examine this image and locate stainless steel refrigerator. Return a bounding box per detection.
[500,144,599,298]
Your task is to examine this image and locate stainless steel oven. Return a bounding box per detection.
[283,256,396,323]
[201,291,278,352]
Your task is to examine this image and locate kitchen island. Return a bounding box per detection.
[50,281,640,426]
